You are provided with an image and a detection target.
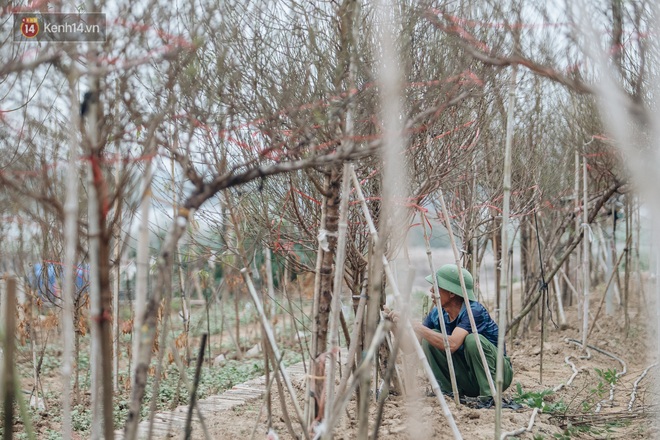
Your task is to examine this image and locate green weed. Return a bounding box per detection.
[513,383,567,414]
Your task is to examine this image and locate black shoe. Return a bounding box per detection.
[426,388,467,404]
[425,387,446,397]
[475,397,495,409]
[471,397,523,410]
[501,398,523,410]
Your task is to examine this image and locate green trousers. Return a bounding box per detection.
[422,332,513,398]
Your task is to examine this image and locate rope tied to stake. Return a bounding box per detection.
[534,209,558,329]
[580,222,594,242]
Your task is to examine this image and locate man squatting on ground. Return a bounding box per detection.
[388,264,513,406]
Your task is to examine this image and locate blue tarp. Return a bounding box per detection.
[28,263,89,301]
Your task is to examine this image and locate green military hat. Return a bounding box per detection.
[425,264,476,301]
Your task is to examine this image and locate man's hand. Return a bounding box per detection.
[383,306,400,325]
[384,308,424,339]
[411,321,425,337]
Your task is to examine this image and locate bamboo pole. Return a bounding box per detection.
[581,154,590,350]
[176,250,191,362]
[555,264,579,298]
[174,160,191,362]
[184,334,208,440]
[322,163,352,429]
[242,270,309,438]
[168,340,211,439]
[4,278,17,440]
[472,237,480,302]
[350,170,462,439]
[438,190,497,398]
[132,157,152,371]
[624,197,631,333]
[61,76,81,440]
[509,183,620,333]
[495,64,516,439]
[112,80,122,394]
[333,276,368,405]
[596,226,618,314]
[225,194,308,438]
[421,212,460,404]
[113,228,121,392]
[263,246,276,429]
[551,277,567,327]
[358,237,383,440]
[28,299,40,414]
[264,246,275,321]
[86,99,104,440]
[574,150,581,311]
[588,233,632,340]
[280,265,288,344]
[634,199,646,313]
[324,320,389,434]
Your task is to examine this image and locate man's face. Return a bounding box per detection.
[430,286,452,307]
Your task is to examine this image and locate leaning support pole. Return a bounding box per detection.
[323,163,352,429]
[421,212,460,404]
[184,334,208,440]
[587,233,632,340]
[495,64,516,440]
[242,270,309,439]
[581,153,590,350]
[350,169,463,439]
[332,276,368,406]
[551,277,567,327]
[438,189,497,398]
[324,320,389,435]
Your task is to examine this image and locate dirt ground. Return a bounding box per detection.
[200,290,659,440]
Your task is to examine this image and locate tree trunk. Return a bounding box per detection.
[314,164,341,417]
[61,81,81,440]
[624,196,631,334]
[124,213,182,440]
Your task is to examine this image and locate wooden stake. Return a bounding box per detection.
[184,333,207,440]
[112,82,122,393]
[333,276,368,403]
[243,270,309,439]
[323,163,352,426]
[496,65,516,439]
[624,196,631,334]
[4,278,16,440]
[588,233,632,340]
[574,150,581,311]
[581,153,590,350]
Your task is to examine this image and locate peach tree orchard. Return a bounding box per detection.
[0,0,656,439]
